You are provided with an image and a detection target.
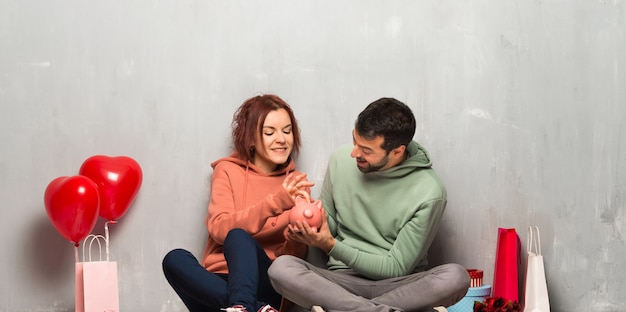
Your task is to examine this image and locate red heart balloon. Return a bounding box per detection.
[44,176,100,244]
[79,155,142,221]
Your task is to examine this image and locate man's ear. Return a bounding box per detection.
[391,145,406,158]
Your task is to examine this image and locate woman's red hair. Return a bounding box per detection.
[231,94,301,164]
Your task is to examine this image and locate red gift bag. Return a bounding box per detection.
[492,228,521,302]
[75,234,120,312]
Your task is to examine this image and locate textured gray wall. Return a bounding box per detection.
[1,1,625,311]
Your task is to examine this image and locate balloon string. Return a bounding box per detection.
[105,220,117,261]
[74,245,79,262]
[105,221,110,261]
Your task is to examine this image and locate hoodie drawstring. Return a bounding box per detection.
[242,161,250,210]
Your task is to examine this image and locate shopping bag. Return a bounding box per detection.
[492,228,521,302]
[523,226,550,312]
[76,234,120,312]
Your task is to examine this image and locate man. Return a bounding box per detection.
[269,98,470,312]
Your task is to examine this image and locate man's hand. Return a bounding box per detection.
[287,209,335,254]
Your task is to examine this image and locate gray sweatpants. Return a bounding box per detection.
[268,255,470,312]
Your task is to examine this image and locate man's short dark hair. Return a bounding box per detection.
[355,97,416,152]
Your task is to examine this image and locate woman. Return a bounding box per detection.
[163,94,313,312]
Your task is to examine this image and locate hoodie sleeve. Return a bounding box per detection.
[206,162,295,245]
[280,227,309,258]
[320,163,338,236]
[328,198,446,279]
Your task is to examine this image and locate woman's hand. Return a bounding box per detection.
[283,173,314,200]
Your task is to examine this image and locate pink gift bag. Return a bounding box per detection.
[75,234,120,312]
[492,228,521,302]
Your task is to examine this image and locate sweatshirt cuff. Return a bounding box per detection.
[327,240,357,263]
[271,188,295,214]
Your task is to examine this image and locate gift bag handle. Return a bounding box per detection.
[74,221,116,262]
[527,226,541,256]
[84,234,107,262]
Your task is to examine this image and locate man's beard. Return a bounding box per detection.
[356,154,390,173]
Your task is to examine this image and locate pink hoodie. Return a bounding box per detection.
[201,152,308,273]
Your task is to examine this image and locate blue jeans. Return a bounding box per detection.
[162,229,282,312]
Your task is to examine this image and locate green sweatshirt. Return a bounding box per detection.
[320,141,447,280]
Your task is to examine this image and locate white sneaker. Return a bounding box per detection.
[310,306,325,312]
[433,307,448,312]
